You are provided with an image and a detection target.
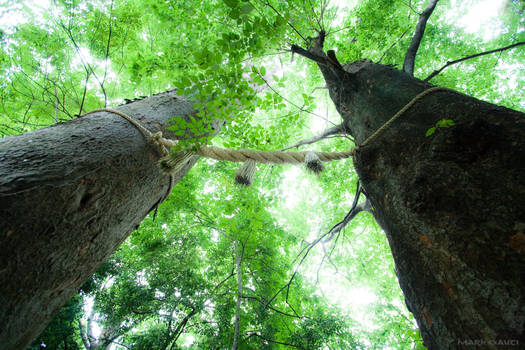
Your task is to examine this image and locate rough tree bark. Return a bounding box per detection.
[0,90,201,350]
[316,57,525,349]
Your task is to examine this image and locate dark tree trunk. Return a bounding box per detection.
[0,91,200,350]
[322,60,525,349]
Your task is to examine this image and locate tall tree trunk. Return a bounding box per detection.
[0,90,200,350]
[322,60,525,349]
[232,240,243,350]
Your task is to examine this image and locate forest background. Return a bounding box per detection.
[0,0,523,349]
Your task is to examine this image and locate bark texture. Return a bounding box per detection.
[323,60,525,349]
[0,91,200,350]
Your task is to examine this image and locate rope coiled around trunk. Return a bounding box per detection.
[83,86,454,186]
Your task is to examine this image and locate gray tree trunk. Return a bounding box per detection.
[0,90,200,350]
[320,60,525,349]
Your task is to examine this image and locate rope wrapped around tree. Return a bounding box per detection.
[83,86,454,186]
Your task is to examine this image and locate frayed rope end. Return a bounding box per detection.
[234,159,257,186]
[159,151,195,174]
[305,151,324,175]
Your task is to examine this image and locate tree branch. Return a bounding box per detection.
[262,182,370,318]
[281,124,345,151]
[424,41,525,82]
[291,44,329,67]
[262,1,307,43]
[101,0,114,107]
[170,308,197,348]
[403,0,439,75]
[322,181,371,243]
[241,294,302,318]
[255,69,337,126]
[378,27,410,64]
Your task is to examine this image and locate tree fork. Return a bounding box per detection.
[0,90,201,350]
[329,61,525,349]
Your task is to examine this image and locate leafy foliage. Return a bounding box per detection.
[28,296,84,350]
[2,0,522,349]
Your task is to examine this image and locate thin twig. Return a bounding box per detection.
[78,70,91,116]
[262,0,308,44]
[241,295,302,318]
[424,41,525,82]
[281,124,345,151]
[101,0,114,107]
[378,27,410,64]
[256,70,337,126]
[265,182,370,314]
[231,240,244,350]
[58,20,108,107]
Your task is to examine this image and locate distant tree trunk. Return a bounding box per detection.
[0,90,201,350]
[321,60,525,349]
[232,240,243,350]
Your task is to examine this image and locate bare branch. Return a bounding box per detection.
[78,70,91,116]
[263,183,371,316]
[281,124,345,151]
[323,199,371,243]
[291,44,330,67]
[241,295,302,318]
[322,181,372,243]
[424,41,525,82]
[101,0,114,107]
[403,0,439,75]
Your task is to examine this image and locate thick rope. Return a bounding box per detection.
[81,108,176,210]
[81,108,176,156]
[197,145,354,164]
[82,86,453,171]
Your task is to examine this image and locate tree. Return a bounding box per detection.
[0,91,207,350]
[1,0,524,349]
[29,166,359,349]
[294,40,525,348]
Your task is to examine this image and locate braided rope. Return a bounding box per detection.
[82,108,154,138]
[81,108,176,155]
[81,108,177,207]
[82,86,454,170]
[197,145,354,164]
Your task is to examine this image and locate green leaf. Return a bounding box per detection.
[240,3,254,14]
[425,127,436,137]
[224,0,238,9]
[436,119,455,128]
